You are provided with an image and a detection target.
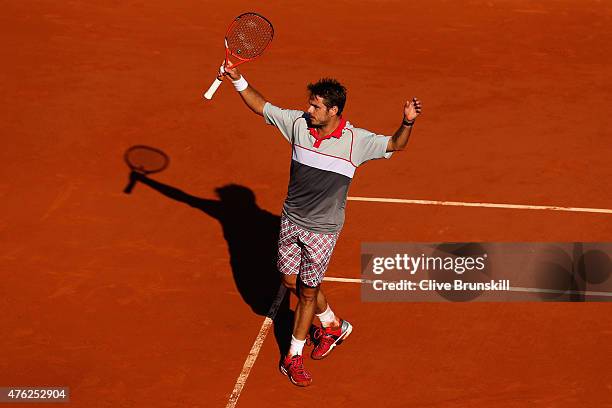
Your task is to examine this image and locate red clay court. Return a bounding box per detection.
[2,0,612,407]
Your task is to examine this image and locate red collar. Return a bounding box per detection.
[309,118,347,148]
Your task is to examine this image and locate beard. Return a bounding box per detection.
[305,115,324,128]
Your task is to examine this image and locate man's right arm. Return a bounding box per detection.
[223,64,304,143]
[223,65,266,116]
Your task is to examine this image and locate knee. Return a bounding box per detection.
[299,285,319,303]
[281,274,297,291]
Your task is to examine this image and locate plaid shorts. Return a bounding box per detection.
[277,214,340,287]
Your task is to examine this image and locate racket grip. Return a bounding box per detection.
[203,77,223,100]
[123,178,137,194]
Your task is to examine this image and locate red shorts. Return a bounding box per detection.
[277,214,340,287]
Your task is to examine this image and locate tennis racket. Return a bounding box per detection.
[123,145,169,194]
[203,12,274,100]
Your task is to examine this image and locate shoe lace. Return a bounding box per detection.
[289,355,309,377]
[312,327,335,348]
[312,326,324,341]
[306,326,321,346]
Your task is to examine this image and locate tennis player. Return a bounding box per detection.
[222,64,421,387]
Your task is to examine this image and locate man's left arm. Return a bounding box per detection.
[386,97,422,152]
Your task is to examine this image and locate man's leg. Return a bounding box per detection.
[292,283,319,342]
[288,229,351,360]
[278,276,316,387]
[308,278,351,361]
[314,295,341,328]
[281,273,349,357]
[277,216,346,385]
[277,222,316,386]
[281,274,335,317]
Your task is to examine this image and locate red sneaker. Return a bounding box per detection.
[280,354,312,387]
[310,319,353,360]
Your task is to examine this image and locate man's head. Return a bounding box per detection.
[215,184,257,209]
[306,78,347,127]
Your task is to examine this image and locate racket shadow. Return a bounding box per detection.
[129,171,294,356]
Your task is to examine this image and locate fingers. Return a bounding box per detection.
[408,97,422,114]
[403,97,422,123]
[223,60,238,72]
[216,62,227,80]
[221,60,241,80]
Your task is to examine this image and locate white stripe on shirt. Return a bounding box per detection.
[292,145,356,179]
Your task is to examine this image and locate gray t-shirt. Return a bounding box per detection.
[263,102,392,233]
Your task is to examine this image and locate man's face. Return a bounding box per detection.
[306,95,336,128]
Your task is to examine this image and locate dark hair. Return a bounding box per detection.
[307,78,347,115]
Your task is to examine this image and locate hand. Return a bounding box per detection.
[403,97,422,122]
[221,61,242,81]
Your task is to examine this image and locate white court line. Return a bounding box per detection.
[347,196,612,215]
[225,285,287,408]
[323,276,612,297]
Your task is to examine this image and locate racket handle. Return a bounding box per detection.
[203,77,223,100]
[123,178,137,194]
[123,171,141,194]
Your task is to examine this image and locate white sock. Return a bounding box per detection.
[316,305,336,327]
[288,335,306,356]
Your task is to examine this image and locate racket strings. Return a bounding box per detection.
[226,14,273,59]
[125,148,168,173]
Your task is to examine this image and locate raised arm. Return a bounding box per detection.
[222,64,267,116]
[386,97,422,152]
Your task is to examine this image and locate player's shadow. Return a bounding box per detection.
[128,171,294,356]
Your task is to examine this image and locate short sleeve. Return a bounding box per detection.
[263,102,305,143]
[351,129,393,166]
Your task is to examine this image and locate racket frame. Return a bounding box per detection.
[203,12,273,100]
[123,145,169,194]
